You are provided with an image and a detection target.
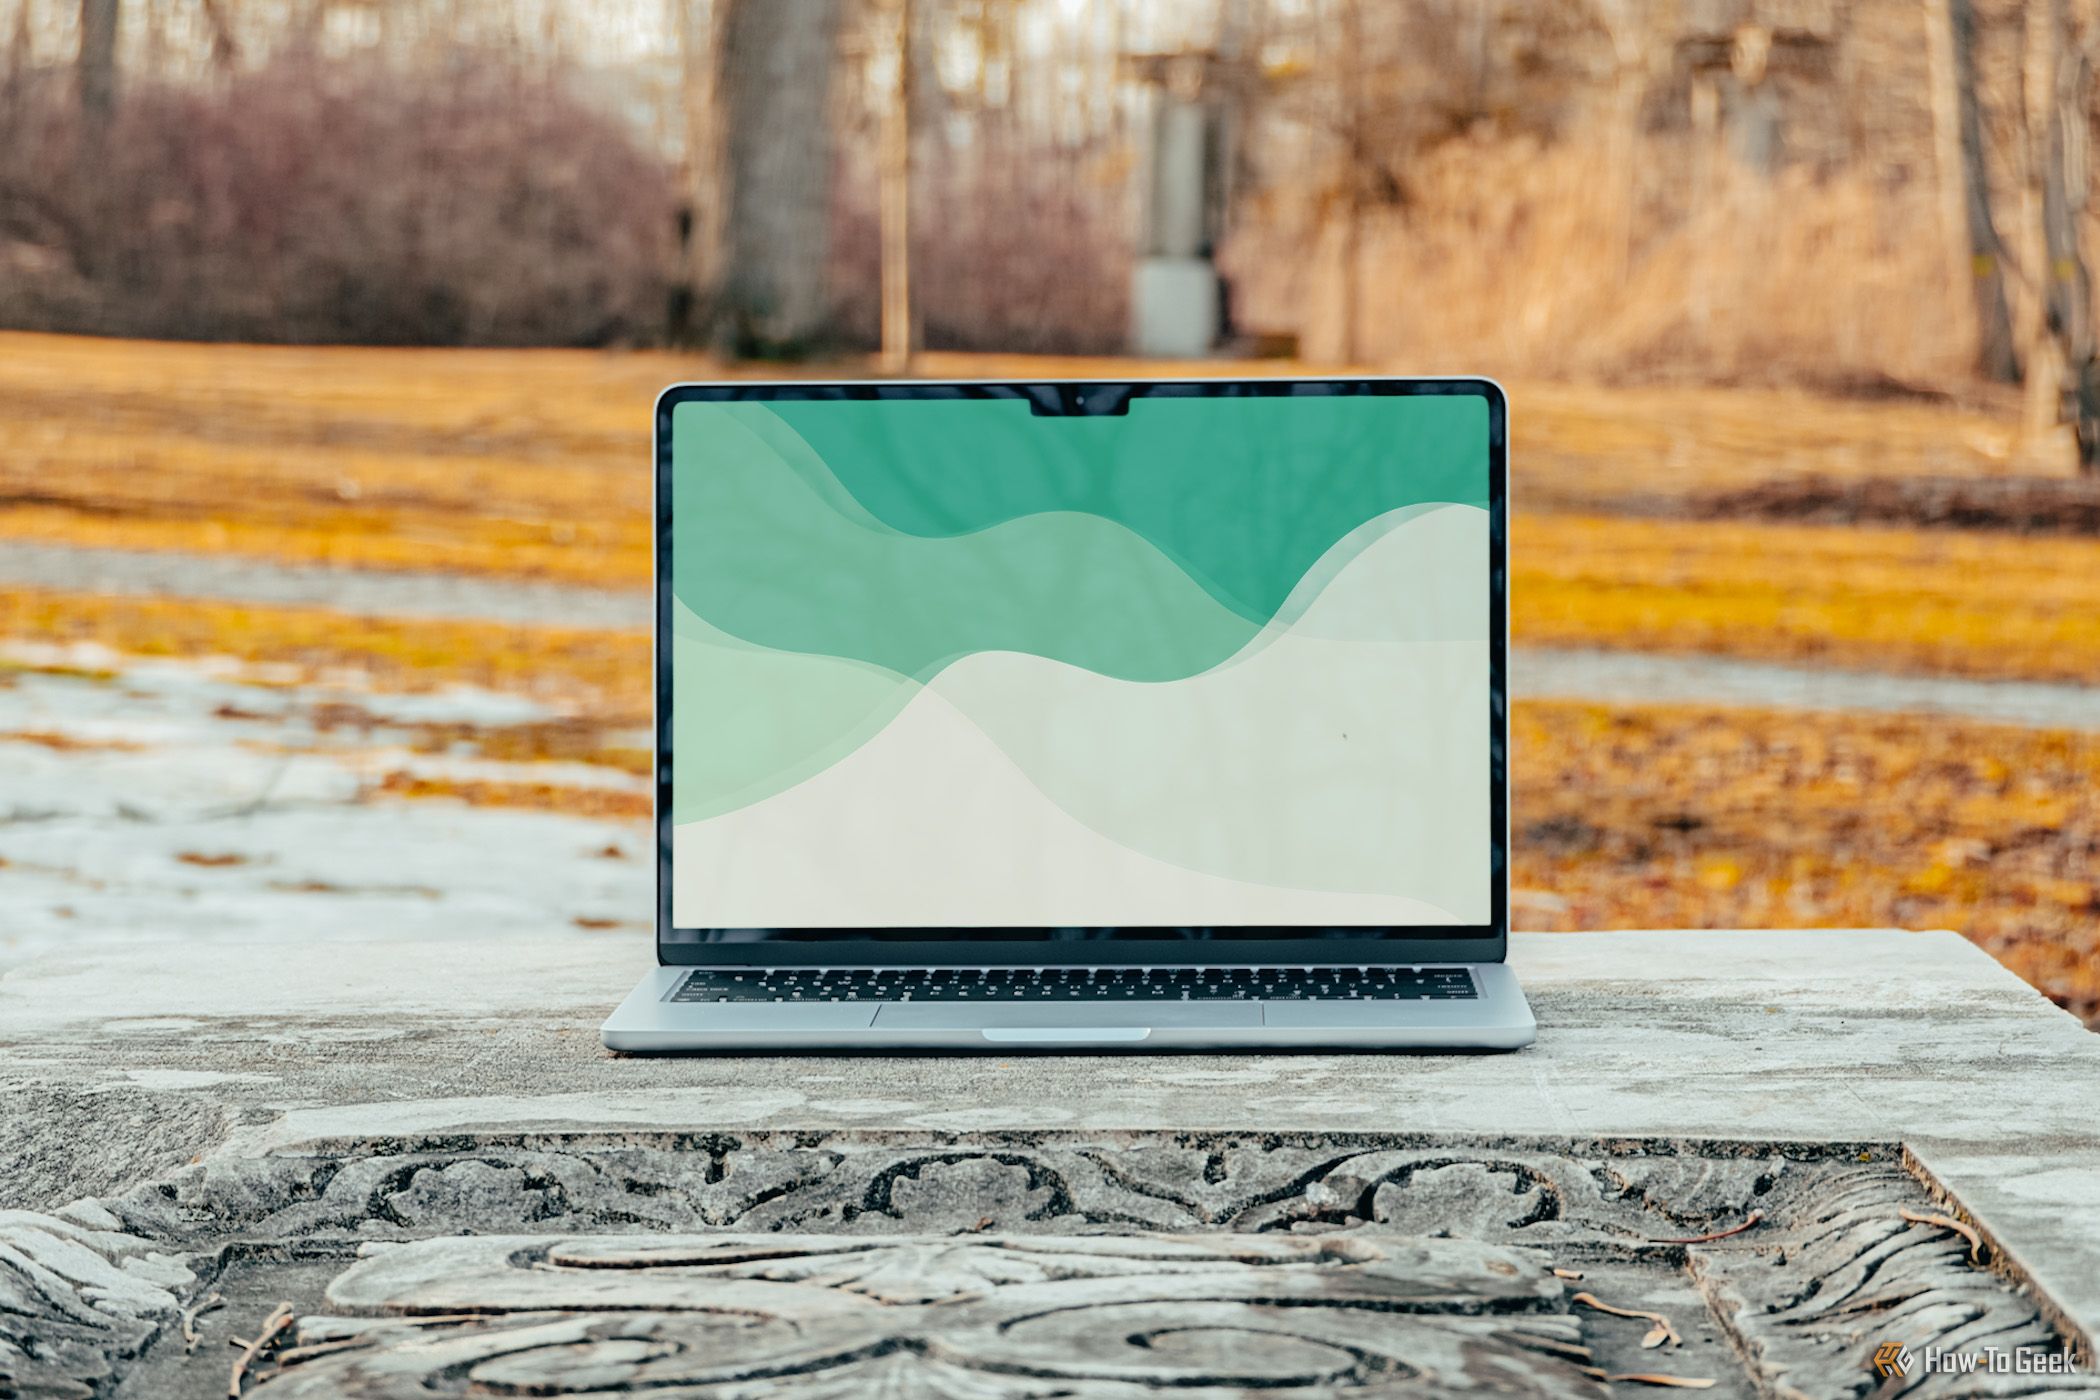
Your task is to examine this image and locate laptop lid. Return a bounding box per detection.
[655,378,1508,967]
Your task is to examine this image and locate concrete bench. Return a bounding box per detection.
[3,929,2096,1396]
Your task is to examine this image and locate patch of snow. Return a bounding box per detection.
[0,659,647,967]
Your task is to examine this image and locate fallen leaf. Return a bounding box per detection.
[1652,1210,1764,1245]
[1572,1291,1681,1348]
[4,728,145,752]
[1900,1207,1985,1264]
[271,1335,377,1367]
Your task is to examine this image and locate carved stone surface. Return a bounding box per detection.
[248,1234,1598,1398]
[1693,1165,2097,1399]
[12,928,2100,1365]
[0,1206,191,1400]
[3,1134,2088,1398]
[101,1134,1817,1246]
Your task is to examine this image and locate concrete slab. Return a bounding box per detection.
[2,927,2096,1393]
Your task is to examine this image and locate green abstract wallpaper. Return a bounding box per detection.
[670,393,1492,929]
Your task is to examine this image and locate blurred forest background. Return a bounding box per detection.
[0,0,2097,1021]
[7,0,2100,401]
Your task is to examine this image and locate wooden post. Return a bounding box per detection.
[878,0,913,374]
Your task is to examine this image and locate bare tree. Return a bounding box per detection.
[199,0,241,69]
[2023,0,2100,470]
[7,0,31,92]
[1592,0,1652,286]
[1924,0,2021,383]
[712,0,846,356]
[877,0,912,372]
[1336,0,1365,362]
[673,0,726,344]
[78,0,120,122]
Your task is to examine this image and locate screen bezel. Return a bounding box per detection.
[655,377,1508,967]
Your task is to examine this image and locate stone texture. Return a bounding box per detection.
[261,1233,1591,1398]
[0,1210,191,1399]
[89,1134,1890,1254]
[3,927,2098,1396]
[13,1137,2091,1397]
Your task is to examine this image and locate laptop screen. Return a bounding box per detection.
[661,381,1502,944]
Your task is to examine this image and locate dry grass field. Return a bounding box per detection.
[1517,515,2100,684]
[12,333,2100,681]
[1,332,2094,1021]
[1513,702,2100,1009]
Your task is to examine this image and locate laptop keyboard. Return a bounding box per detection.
[670,966,1477,1004]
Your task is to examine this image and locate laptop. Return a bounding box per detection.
[602,377,1534,1052]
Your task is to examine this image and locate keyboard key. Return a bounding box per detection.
[669,966,1477,1005]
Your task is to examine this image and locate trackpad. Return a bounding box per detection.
[873,1002,1261,1031]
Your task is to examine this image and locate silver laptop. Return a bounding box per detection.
[603,377,1534,1052]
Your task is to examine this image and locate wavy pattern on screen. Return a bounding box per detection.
[757,397,1487,613]
[669,396,1491,925]
[672,399,1488,682]
[676,507,1488,914]
[670,502,1480,818]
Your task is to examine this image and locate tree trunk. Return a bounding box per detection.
[1592,0,1648,287]
[199,0,239,70]
[1688,75,1718,338]
[2025,0,2100,469]
[672,0,727,345]
[8,0,31,96]
[77,0,119,124]
[712,0,845,357]
[877,0,912,373]
[1925,0,2021,383]
[1338,0,1364,363]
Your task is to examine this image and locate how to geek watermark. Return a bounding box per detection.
[1874,1340,2081,1379]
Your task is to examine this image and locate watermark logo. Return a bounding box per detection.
[1871,1341,2078,1379]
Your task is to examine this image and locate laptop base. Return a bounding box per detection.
[601,963,1535,1053]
